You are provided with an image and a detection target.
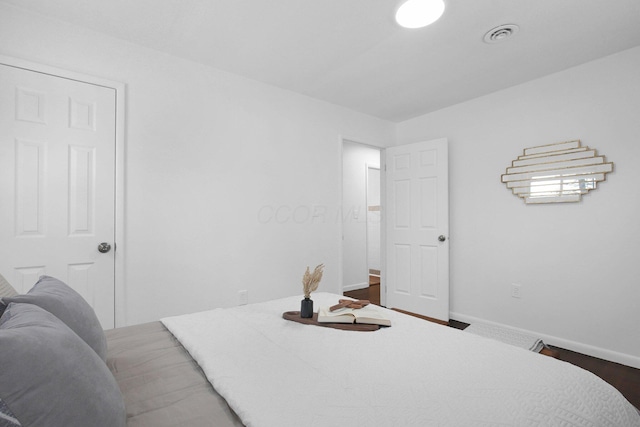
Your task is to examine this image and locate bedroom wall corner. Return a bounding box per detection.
[396,45,640,368]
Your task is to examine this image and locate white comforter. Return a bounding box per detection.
[162,293,640,427]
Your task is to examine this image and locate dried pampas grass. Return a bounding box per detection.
[302,264,324,298]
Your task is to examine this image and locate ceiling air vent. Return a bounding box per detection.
[483,24,519,43]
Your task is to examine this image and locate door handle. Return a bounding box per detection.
[438,235,446,242]
[98,242,111,253]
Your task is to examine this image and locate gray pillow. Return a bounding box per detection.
[1,276,107,361]
[0,303,125,427]
[0,397,21,426]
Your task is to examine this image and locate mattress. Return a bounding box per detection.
[106,321,243,427]
[107,300,640,427]
[162,293,640,427]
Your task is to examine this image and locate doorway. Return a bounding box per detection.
[341,140,381,304]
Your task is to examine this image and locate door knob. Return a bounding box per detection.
[438,235,446,242]
[98,242,111,253]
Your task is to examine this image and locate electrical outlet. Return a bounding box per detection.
[238,290,248,305]
[511,283,522,299]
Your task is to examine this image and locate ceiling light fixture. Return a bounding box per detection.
[395,0,445,29]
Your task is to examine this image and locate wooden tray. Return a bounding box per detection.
[282,311,380,331]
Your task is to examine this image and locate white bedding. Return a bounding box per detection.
[162,293,640,427]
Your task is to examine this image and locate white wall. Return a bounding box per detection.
[341,141,380,291]
[0,4,395,325]
[397,46,640,368]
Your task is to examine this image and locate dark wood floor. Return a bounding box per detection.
[344,284,640,409]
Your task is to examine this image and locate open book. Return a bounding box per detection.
[317,304,391,327]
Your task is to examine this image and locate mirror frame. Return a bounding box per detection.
[501,140,613,204]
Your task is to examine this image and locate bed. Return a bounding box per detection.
[106,321,243,427]
[2,278,640,427]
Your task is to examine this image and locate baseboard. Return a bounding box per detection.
[450,311,640,370]
[342,282,369,292]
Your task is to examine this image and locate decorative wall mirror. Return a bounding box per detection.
[501,140,613,204]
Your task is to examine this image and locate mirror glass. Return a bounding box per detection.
[501,140,613,204]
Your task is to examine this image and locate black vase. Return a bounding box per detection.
[300,298,313,318]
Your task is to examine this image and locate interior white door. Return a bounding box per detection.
[0,63,116,328]
[384,138,449,321]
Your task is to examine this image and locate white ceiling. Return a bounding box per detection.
[4,0,640,122]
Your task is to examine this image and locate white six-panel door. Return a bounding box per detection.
[385,138,449,321]
[0,63,116,328]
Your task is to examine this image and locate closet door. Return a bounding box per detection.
[0,63,117,328]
